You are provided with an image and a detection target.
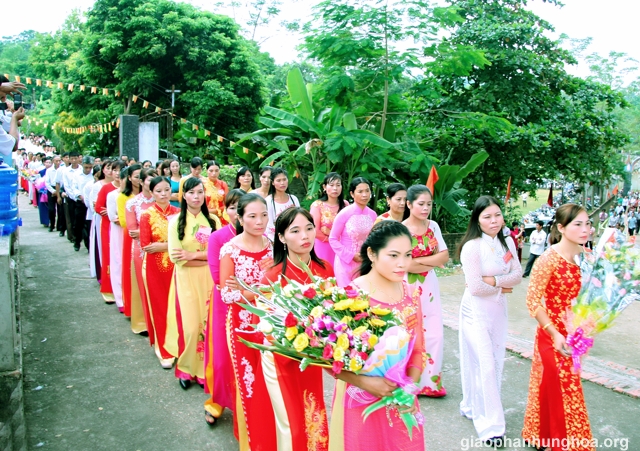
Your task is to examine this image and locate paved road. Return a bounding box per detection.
[17,194,639,451]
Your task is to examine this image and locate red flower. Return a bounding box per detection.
[284,312,298,328]
[359,351,369,361]
[196,341,205,353]
[354,312,369,321]
[323,344,333,359]
[332,361,344,375]
[302,287,317,299]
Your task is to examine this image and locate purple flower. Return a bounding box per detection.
[328,333,337,342]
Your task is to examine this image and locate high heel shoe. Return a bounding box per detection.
[179,379,191,390]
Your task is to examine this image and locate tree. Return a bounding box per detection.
[409,0,628,199]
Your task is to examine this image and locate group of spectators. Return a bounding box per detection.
[599,192,640,236]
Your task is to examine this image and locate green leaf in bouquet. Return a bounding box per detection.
[237,302,268,318]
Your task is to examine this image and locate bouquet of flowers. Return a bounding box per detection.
[564,230,640,372]
[236,273,423,438]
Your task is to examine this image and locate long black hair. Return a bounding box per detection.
[98,158,112,181]
[456,195,508,259]
[267,167,290,197]
[177,176,218,241]
[234,166,255,190]
[122,164,142,196]
[235,193,267,235]
[318,172,347,213]
[272,207,325,274]
[357,221,412,277]
[140,168,158,184]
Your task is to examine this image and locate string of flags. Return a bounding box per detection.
[8,73,255,154]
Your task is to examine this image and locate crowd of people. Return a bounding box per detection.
[16,136,617,451]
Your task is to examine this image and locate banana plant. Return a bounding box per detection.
[432,150,489,221]
[235,67,398,197]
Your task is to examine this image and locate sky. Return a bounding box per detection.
[9,0,640,84]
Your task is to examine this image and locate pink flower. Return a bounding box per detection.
[323,300,335,308]
[194,226,212,245]
[590,278,602,288]
[624,272,631,280]
[310,336,321,347]
[354,312,369,321]
[345,286,358,298]
[619,289,627,296]
[359,351,368,361]
[305,326,315,338]
[327,333,337,342]
[303,287,317,299]
[323,344,333,359]
[332,361,344,375]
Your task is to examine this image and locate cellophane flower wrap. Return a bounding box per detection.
[236,270,422,438]
[564,231,640,373]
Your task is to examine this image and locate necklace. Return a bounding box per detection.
[365,275,403,304]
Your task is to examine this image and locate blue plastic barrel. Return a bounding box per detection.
[0,157,20,235]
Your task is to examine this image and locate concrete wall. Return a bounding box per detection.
[0,234,26,451]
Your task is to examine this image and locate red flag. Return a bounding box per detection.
[547,183,553,207]
[612,185,619,196]
[505,177,512,202]
[426,165,439,196]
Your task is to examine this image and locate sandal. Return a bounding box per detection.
[204,411,217,427]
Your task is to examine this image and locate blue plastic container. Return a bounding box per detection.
[0,157,20,235]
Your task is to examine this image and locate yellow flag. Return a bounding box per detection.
[132,95,138,103]
[230,141,236,146]
[217,136,224,143]
[14,76,20,83]
[155,107,161,113]
[26,77,32,84]
[102,88,109,96]
[205,130,211,136]
[91,87,97,94]
[46,81,53,88]
[57,82,63,89]
[36,79,42,87]
[80,85,85,91]
[143,100,149,108]
[192,124,199,131]
[68,84,74,92]
[242,147,249,154]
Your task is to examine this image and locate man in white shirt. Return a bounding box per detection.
[45,155,64,233]
[523,221,547,278]
[56,151,81,242]
[69,156,95,251]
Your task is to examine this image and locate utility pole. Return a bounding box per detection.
[165,85,181,153]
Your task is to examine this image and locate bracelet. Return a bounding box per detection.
[542,322,553,331]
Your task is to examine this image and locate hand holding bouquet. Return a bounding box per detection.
[564,231,640,372]
[236,271,423,438]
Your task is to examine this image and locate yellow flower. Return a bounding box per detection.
[285,326,298,341]
[352,326,368,337]
[336,334,350,350]
[340,315,352,324]
[333,347,345,362]
[349,358,363,372]
[349,299,370,311]
[368,335,378,347]
[333,299,354,311]
[370,307,391,316]
[369,318,386,328]
[293,333,310,352]
[322,290,334,297]
[310,306,324,318]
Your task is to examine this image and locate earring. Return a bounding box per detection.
[283,243,287,251]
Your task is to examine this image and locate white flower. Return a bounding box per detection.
[257,320,273,334]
